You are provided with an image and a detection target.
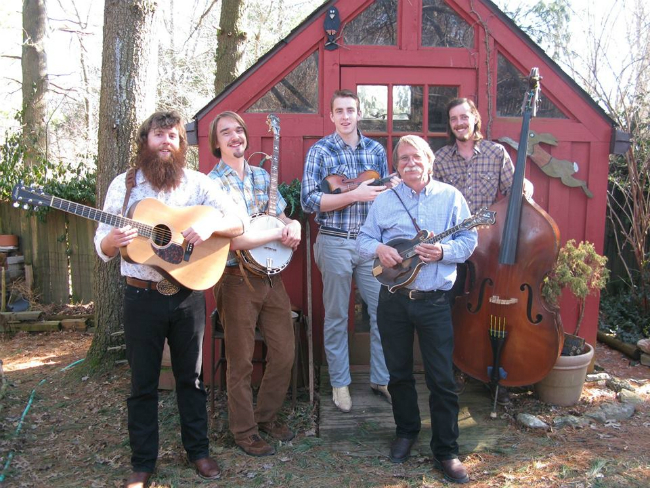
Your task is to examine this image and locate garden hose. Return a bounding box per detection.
[0,358,85,483]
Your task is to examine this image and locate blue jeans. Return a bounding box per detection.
[123,286,209,472]
[377,287,460,460]
[314,233,389,387]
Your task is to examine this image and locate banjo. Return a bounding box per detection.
[238,114,294,275]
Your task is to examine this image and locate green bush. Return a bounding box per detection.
[599,290,650,344]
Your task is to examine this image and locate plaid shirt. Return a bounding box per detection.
[434,140,514,214]
[301,131,388,232]
[208,159,287,266]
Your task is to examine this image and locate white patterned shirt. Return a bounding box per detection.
[94,168,248,281]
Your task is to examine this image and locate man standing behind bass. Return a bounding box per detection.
[357,135,477,484]
[208,111,301,457]
[94,111,247,487]
[301,89,394,413]
[434,97,532,405]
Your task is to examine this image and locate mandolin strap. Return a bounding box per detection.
[391,189,421,232]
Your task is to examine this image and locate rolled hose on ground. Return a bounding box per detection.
[0,358,85,482]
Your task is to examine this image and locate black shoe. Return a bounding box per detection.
[389,437,417,463]
[433,457,470,484]
[489,384,511,406]
[454,371,466,395]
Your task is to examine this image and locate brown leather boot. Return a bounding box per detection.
[236,434,276,456]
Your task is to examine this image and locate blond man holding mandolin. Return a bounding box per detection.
[208,111,301,457]
[95,111,247,487]
[301,89,399,413]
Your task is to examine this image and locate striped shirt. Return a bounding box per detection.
[301,130,388,232]
[434,140,514,214]
[208,159,287,266]
[357,179,477,292]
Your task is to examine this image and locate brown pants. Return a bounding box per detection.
[213,271,295,441]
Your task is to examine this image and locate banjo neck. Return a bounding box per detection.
[267,114,280,218]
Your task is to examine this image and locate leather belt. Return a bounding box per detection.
[394,287,447,300]
[222,266,268,280]
[319,226,358,240]
[125,277,181,296]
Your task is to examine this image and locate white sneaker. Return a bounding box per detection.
[370,383,392,404]
[332,386,352,412]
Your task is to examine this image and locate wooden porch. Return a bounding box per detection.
[319,368,509,458]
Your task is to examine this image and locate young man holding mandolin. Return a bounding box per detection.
[357,135,477,484]
[208,111,301,457]
[94,111,247,488]
[301,89,397,412]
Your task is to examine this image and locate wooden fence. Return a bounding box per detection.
[0,202,95,304]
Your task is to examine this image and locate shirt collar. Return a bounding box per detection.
[333,130,365,150]
[453,139,483,156]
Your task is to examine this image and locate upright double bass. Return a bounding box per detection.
[452,69,563,393]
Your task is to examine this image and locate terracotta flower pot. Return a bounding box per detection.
[0,235,18,247]
[534,342,594,406]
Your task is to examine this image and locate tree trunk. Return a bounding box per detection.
[214,0,247,95]
[22,0,48,166]
[86,0,158,372]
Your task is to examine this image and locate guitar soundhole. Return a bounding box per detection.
[152,224,172,246]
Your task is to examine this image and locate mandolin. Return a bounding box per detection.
[12,184,230,290]
[372,209,496,292]
[320,170,393,211]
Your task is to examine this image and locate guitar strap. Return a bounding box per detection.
[121,168,137,215]
[391,189,421,232]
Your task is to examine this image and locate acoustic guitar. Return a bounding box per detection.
[320,170,394,211]
[372,208,496,292]
[11,184,230,290]
[238,114,294,275]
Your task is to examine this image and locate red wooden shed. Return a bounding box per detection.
[191,0,619,386]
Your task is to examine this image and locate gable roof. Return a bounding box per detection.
[193,0,614,128]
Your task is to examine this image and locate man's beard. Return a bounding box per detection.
[136,145,186,193]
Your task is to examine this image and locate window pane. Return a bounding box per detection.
[247,51,318,113]
[358,85,388,132]
[393,85,423,132]
[344,0,397,46]
[428,137,448,153]
[497,53,567,118]
[428,86,458,132]
[422,0,474,48]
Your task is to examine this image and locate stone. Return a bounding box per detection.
[640,353,650,367]
[586,373,610,382]
[637,338,650,354]
[517,413,549,430]
[585,402,636,423]
[553,415,591,429]
[606,377,633,392]
[618,389,645,406]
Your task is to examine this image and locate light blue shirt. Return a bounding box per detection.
[357,178,478,291]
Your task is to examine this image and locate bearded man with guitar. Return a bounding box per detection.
[94,111,247,488]
[301,89,398,413]
[357,135,477,484]
[208,111,301,457]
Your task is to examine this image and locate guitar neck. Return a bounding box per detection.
[49,196,154,238]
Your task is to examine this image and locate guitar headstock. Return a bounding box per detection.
[462,208,497,230]
[11,183,53,209]
[266,114,280,137]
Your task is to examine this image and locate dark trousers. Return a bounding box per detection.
[123,285,209,472]
[377,287,460,460]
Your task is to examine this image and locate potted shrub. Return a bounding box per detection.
[542,239,610,355]
[536,239,609,406]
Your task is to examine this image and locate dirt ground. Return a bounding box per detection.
[0,329,648,488]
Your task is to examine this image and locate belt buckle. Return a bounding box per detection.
[408,289,418,300]
[156,279,180,296]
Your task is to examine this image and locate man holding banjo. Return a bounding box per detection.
[208,111,301,457]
